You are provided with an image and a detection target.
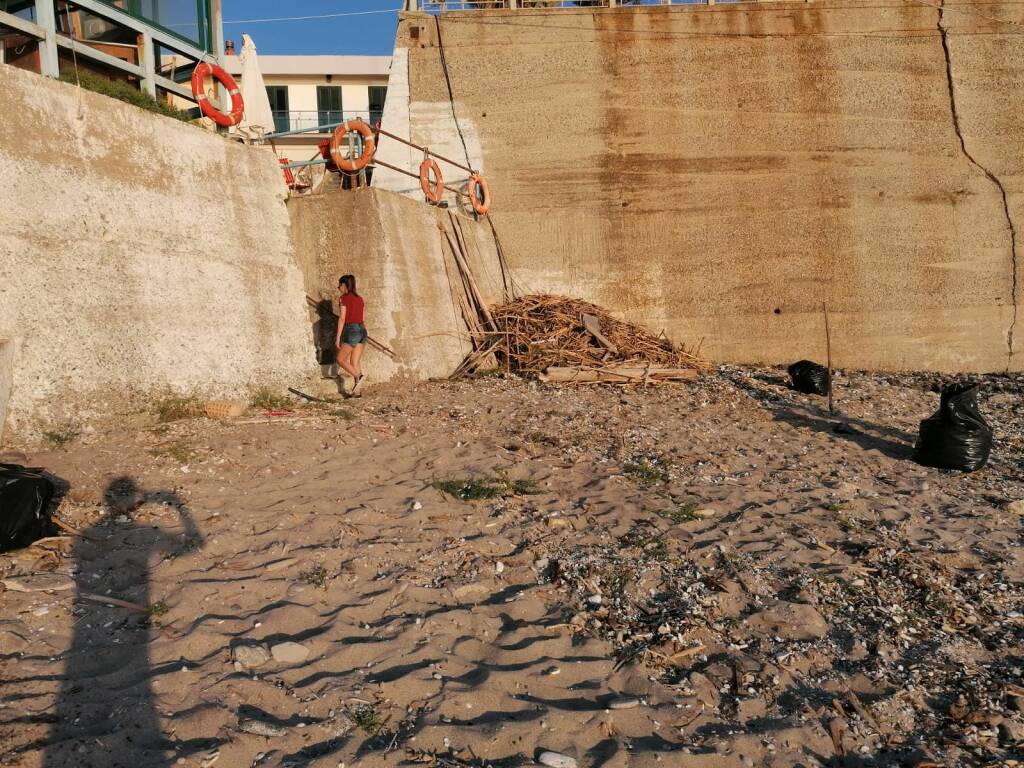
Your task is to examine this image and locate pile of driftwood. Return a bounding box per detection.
[435,216,706,384]
[453,294,709,383]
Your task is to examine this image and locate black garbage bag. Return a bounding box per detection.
[0,464,54,552]
[788,360,831,396]
[913,382,992,472]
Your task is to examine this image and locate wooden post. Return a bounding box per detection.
[210,0,226,60]
[34,0,60,78]
[209,0,229,117]
[140,32,156,96]
[823,302,834,414]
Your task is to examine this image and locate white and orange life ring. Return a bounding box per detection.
[190,62,244,127]
[468,173,491,215]
[329,120,376,173]
[419,158,444,203]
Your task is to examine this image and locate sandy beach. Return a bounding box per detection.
[1,368,1022,768]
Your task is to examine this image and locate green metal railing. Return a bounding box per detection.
[96,0,213,52]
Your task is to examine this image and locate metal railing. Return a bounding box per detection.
[415,0,715,10]
[270,110,382,135]
[274,118,487,214]
[0,0,217,101]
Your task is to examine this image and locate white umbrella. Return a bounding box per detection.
[237,34,275,136]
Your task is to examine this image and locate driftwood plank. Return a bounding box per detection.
[540,366,700,383]
[581,313,618,354]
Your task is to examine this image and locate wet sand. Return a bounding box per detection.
[1,368,1022,768]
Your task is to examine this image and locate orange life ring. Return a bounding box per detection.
[329,120,376,173]
[468,173,491,215]
[419,158,444,203]
[190,62,244,127]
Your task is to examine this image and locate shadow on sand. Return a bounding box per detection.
[39,476,211,767]
[727,369,916,461]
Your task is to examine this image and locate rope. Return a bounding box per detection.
[222,8,402,25]
[64,5,84,120]
[433,15,474,176]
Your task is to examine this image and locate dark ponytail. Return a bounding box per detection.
[339,274,358,296]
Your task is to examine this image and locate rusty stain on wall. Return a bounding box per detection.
[377,0,1022,372]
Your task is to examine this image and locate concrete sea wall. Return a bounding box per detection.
[0,63,313,440]
[374,0,1023,372]
[289,187,505,383]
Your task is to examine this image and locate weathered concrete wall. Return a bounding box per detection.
[289,187,505,382]
[0,64,313,440]
[0,340,13,442]
[376,0,1022,372]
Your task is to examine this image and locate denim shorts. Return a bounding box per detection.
[341,323,368,346]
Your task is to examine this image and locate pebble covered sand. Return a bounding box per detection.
[0,367,1021,767]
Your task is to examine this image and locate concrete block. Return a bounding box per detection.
[380,1,1024,373]
[0,63,314,428]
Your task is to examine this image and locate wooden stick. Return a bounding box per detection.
[450,215,494,327]
[438,229,497,375]
[51,516,96,540]
[846,689,885,736]
[440,223,497,332]
[79,592,150,613]
[540,366,699,383]
[288,387,322,402]
[823,302,834,414]
[828,713,846,758]
[441,231,485,338]
[366,337,397,359]
[304,295,396,359]
[668,644,707,661]
[582,313,618,354]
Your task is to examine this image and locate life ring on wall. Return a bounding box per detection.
[419,158,444,203]
[190,62,244,127]
[329,120,376,173]
[468,173,491,215]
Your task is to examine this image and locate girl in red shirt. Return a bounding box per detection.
[335,274,367,396]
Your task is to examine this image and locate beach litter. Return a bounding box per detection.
[0,464,54,552]
[454,294,709,382]
[914,382,993,472]
[787,359,831,395]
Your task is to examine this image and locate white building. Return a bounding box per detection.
[224,54,392,157]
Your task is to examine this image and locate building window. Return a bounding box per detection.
[266,85,289,133]
[368,85,387,127]
[316,86,343,130]
[98,0,213,50]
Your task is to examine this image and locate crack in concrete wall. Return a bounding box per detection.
[937,3,1020,369]
[384,2,1023,371]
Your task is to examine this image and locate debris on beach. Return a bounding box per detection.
[788,359,831,395]
[0,464,55,552]
[914,382,993,472]
[2,367,1022,768]
[455,294,709,381]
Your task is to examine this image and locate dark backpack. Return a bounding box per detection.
[0,464,55,552]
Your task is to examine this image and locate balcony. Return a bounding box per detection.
[270,110,384,135]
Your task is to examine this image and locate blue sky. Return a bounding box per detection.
[220,1,403,56]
